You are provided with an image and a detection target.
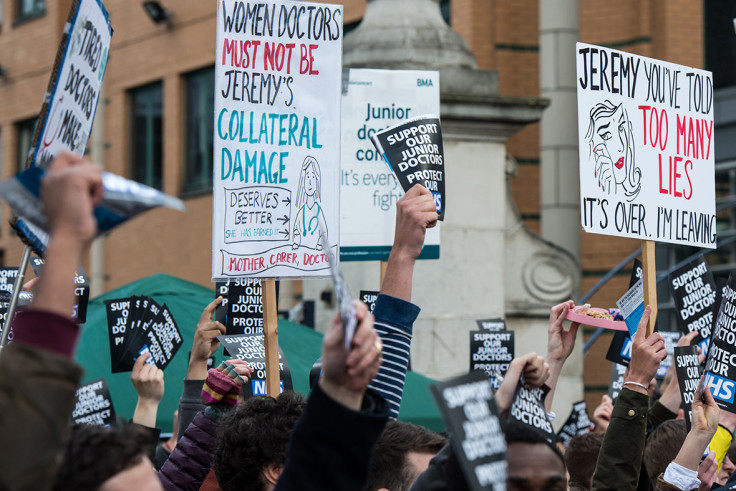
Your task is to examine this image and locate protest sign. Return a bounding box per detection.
[469,330,514,389]
[606,331,632,366]
[476,318,506,332]
[105,296,183,373]
[323,230,356,348]
[674,345,701,431]
[72,378,116,426]
[630,258,643,288]
[576,42,715,249]
[430,371,507,491]
[340,68,440,261]
[657,330,682,379]
[704,275,736,410]
[227,278,263,335]
[217,333,293,397]
[556,401,591,447]
[509,380,556,443]
[359,290,379,314]
[30,256,89,322]
[0,268,18,294]
[212,0,343,279]
[669,255,716,349]
[617,278,645,337]
[609,362,627,401]
[370,115,445,220]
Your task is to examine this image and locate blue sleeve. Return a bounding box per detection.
[369,293,420,419]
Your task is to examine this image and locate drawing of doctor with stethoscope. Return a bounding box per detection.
[292,156,328,251]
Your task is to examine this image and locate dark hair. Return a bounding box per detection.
[504,420,566,468]
[214,391,306,491]
[363,421,447,491]
[566,432,604,489]
[643,419,687,483]
[53,424,153,491]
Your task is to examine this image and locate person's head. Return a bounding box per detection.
[505,421,567,491]
[363,421,447,491]
[214,391,306,491]
[53,424,161,491]
[718,440,736,484]
[643,419,687,483]
[565,432,604,490]
[586,100,641,199]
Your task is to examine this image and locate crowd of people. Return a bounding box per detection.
[0,153,732,491]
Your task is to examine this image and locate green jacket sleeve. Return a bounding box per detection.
[592,388,649,491]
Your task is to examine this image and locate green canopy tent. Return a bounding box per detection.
[75,273,443,432]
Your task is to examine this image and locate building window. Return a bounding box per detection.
[705,0,736,89]
[16,0,44,21]
[130,82,163,190]
[16,116,37,172]
[184,67,214,195]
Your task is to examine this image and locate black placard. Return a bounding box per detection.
[72,378,116,426]
[217,333,293,398]
[556,401,591,447]
[669,255,716,347]
[31,257,89,323]
[469,330,514,389]
[703,275,736,411]
[0,268,18,294]
[630,258,643,288]
[215,281,229,325]
[608,362,627,401]
[475,318,506,332]
[429,371,506,491]
[674,345,701,432]
[371,115,445,220]
[106,298,131,372]
[359,290,379,314]
[657,330,682,379]
[605,331,632,366]
[508,380,555,443]
[227,279,263,335]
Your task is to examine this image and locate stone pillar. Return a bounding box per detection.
[539,0,581,262]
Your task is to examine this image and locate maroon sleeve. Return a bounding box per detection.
[11,309,80,359]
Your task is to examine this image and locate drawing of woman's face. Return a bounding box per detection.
[305,166,317,196]
[591,105,632,185]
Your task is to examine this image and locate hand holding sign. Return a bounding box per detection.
[625,306,667,394]
[495,352,549,413]
[188,296,227,380]
[393,184,438,260]
[131,352,165,428]
[319,300,381,411]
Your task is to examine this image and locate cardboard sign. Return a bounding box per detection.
[617,278,645,337]
[469,330,514,389]
[72,378,116,426]
[674,345,701,432]
[371,115,445,220]
[359,290,379,314]
[217,333,293,398]
[31,257,90,323]
[340,68,440,261]
[429,371,507,491]
[508,381,556,443]
[704,275,736,410]
[557,401,591,447]
[669,255,716,349]
[227,279,263,335]
[212,0,343,279]
[476,318,506,332]
[606,331,632,366]
[576,42,715,248]
[105,296,183,373]
[609,362,627,401]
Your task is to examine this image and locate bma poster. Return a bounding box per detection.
[340,69,440,261]
[213,0,343,279]
[576,43,715,248]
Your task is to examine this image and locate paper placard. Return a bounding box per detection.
[475,318,506,332]
[429,371,507,491]
[630,258,643,288]
[508,381,555,443]
[359,290,379,313]
[606,331,632,367]
[674,345,701,432]
[371,115,445,220]
[704,275,736,410]
[212,0,343,279]
[556,401,591,447]
[576,42,715,248]
[669,255,716,349]
[657,330,682,378]
[469,330,514,389]
[340,68,441,261]
[31,256,89,322]
[217,333,293,398]
[616,278,645,336]
[609,362,627,401]
[226,278,263,335]
[72,378,116,426]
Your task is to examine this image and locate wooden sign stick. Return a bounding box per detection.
[642,240,658,337]
[262,278,281,397]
